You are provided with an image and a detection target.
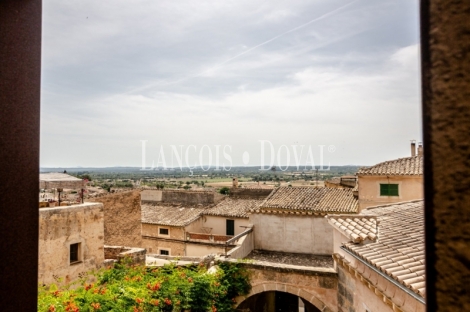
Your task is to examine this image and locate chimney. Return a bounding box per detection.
[232,177,238,188]
[411,140,416,157]
[417,143,423,156]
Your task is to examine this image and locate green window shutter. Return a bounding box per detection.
[389,184,399,196]
[226,219,235,236]
[380,184,388,196]
[380,184,399,196]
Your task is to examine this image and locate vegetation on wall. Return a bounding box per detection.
[38,259,251,312]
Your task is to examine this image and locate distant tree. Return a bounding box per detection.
[186,181,190,185]
[183,185,191,190]
[80,174,92,181]
[219,187,230,195]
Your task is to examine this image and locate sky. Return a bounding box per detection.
[41,0,422,169]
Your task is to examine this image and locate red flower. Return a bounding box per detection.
[49,305,56,312]
[164,298,172,305]
[152,299,160,306]
[91,302,101,310]
[135,297,144,304]
[188,277,193,283]
[147,282,161,291]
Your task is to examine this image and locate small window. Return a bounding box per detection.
[226,219,235,236]
[159,228,169,235]
[159,249,169,255]
[70,243,81,264]
[380,184,399,196]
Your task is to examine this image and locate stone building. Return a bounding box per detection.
[326,200,425,312]
[38,202,104,285]
[141,190,263,257]
[249,187,358,255]
[356,147,423,211]
[325,176,357,189]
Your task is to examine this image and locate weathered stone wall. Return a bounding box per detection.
[230,188,273,199]
[335,253,425,312]
[142,224,186,256]
[141,190,225,205]
[141,223,185,240]
[142,236,185,256]
[38,203,104,285]
[104,245,146,265]
[337,266,356,312]
[232,261,338,312]
[88,190,142,247]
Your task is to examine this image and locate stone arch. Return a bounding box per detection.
[235,282,332,312]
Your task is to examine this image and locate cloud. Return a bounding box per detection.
[40,0,421,167]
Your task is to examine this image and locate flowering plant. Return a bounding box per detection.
[38,258,251,312]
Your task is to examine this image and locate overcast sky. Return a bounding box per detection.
[41,0,421,169]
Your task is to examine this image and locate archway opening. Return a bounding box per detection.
[236,291,321,312]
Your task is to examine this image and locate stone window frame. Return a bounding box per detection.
[158,226,170,237]
[376,180,402,199]
[69,242,82,265]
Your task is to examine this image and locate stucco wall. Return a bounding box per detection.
[194,215,250,236]
[250,214,333,255]
[88,190,142,247]
[186,243,226,257]
[358,176,423,211]
[227,230,254,259]
[38,203,104,285]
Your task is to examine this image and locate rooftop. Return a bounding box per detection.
[326,215,377,243]
[341,200,425,298]
[245,250,333,268]
[357,155,423,176]
[203,197,264,218]
[141,204,206,227]
[39,172,84,189]
[252,186,358,214]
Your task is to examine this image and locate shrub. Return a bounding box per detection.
[38,260,250,312]
[219,187,230,195]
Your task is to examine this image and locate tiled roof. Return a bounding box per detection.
[326,215,377,243]
[141,204,205,227]
[357,156,423,176]
[252,187,358,214]
[342,200,425,298]
[203,198,263,218]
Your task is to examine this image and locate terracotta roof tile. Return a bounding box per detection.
[357,155,423,176]
[326,215,378,243]
[203,197,264,218]
[341,200,425,298]
[141,203,206,227]
[252,187,358,214]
